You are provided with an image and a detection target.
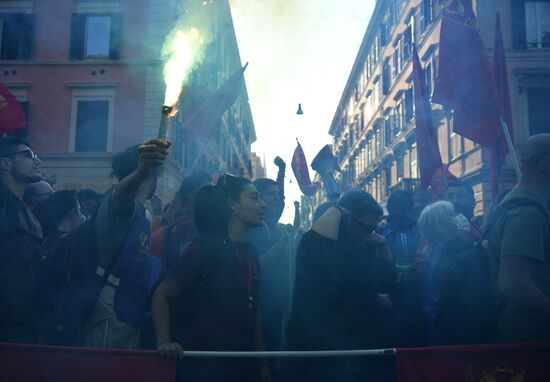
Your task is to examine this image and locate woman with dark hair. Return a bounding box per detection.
[33,190,85,344]
[34,190,84,255]
[153,174,268,382]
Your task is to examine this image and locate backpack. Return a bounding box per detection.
[47,214,124,344]
[435,198,549,345]
[380,222,421,284]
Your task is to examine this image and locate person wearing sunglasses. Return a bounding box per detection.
[0,137,44,344]
[154,174,270,382]
[284,190,394,382]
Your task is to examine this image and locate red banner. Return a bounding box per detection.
[181,64,247,141]
[292,141,320,196]
[0,343,176,382]
[432,0,502,148]
[397,342,550,382]
[411,45,444,192]
[0,83,26,134]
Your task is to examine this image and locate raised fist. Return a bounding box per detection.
[274,156,286,169]
[137,139,171,176]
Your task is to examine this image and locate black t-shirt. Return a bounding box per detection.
[167,239,261,378]
[286,229,381,351]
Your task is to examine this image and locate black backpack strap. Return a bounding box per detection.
[94,211,133,286]
[483,197,549,241]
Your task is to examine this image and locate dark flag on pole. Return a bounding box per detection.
[291,141,320,196]
[181,64,248,140]
[412,45,444,191]
[311,145,342,201]
[490,13,514,199]
[432,0,502,148]
[0,83,26,134]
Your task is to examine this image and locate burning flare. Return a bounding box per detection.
[162,27,204,107]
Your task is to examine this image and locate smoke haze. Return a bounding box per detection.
[229,0,375,222]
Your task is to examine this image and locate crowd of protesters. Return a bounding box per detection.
[0,133,549,382]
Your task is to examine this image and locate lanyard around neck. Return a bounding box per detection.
[231,241,253,305]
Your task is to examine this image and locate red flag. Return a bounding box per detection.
[181,64,247,140]
[291,142,320,196]
[430,164,457,201]
[432,0,502,148]
[396,342,550,382]
[490,13,514,200]
[0,83,26,134]
[412,46,444,191]
[0,343,176,382]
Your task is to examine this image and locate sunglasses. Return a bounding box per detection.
[218,173,237,187]
[351,214,379,233]
[1,148,39,160]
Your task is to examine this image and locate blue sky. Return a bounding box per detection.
[230,0,376,222]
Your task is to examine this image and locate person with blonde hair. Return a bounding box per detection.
[417,201,472,344]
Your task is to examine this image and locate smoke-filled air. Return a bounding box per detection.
[162,28,204,108]
[0,0,549,381]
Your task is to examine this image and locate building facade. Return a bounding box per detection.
[0,0,255,199]
[249,152,266,179]
[328,0,550,216]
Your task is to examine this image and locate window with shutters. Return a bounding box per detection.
[526,1,550,48]
[404,87,414,124]
[382,58,391,95]
[397,155,404,180]
[85,16,111,59]
[0,13,34,60]
[394,101,403,134]
[380,22,388,47]
[528,88,550,135]
[70,13,122,60]
[450,131,462,160]
[513,0,550,49]
[425,61,434,97]
[403,17,414,62]
[393,41,401,78]
[367,138,373,164]
[375,125,383,156]
[420,0,434,32]
[384,113,393,147]
[410,143,418,178]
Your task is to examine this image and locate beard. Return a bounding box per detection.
[25,171,42,184]
[12,167,42,184]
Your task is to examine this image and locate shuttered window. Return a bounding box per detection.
[0,13,35,60]
[512,0,550,49]
[70,13,122,60]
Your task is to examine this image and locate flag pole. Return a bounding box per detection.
[181,348,397,358]
[499,116,521,179]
